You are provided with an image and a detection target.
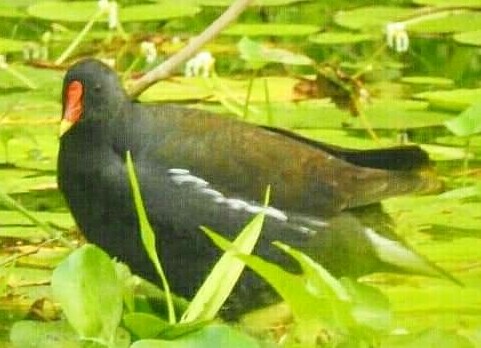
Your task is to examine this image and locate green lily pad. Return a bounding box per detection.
[223,23,319,37]
[28,1,200,23]
[0,38,26,53]
[193,0,308,6]
[409,12,481,34]
[334,6,414,31]
[309,32,375,45]
[0,5,26,18]
[453,30,481,46]
[413,0,481,8]
[120,2,200,22]
[139,76,300,103]
[400,76,454,86]
[415,89,481,112]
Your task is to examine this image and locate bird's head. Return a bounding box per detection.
[60,59,127,137]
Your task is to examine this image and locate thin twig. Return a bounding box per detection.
[128,0,253,98]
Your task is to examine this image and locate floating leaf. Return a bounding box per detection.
[0,5,26,18]
[409,12,481,34]
[454,30,481,46]
[334,6,414,31]
[224,23,319,36]
[238,37,312,69]
[415,88,481,112]
[445,102,481,137]
[0,38,26,53]
[413,0,481,8]
[28,1,200,23]
[120,2,200,22]
[195,0,306,6]
[400,76,454,86]
[309,32,375,45]
[380,328,474,348]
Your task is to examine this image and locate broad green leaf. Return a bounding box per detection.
[139,76,299,103]
[454,30,481,46]
[224,23,319,36]
[409,12,481,34]
[131,325,260,348]
[123,313,169,339]
[194,0,306,6]
[181,188,269,322]
[0,38,26,53]
[340,278,391,333]
[238,37,312,69]
[413,0,481,8]
[334,6,414,31]
[10,320,82,348]
[309,32,374,45]
[10,320,131,348]
[126,151,176,324]
[28,1,200,23]
[445,102,481,137]
[0,5,25,18]
[380,328,474,348]
[120,2,200,22]
[51,244,123,344]
[415,88,481,112]
[400,76,454,86]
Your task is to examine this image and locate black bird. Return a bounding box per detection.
[57,59,451,316]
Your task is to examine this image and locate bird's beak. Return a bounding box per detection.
[60,80,83,137]
[59,119,74,137]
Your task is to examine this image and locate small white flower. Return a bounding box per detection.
[98,0,110,11]
[140,41,157,64]
[386,22,409,53]
[0,55,7,69]
[108,1,118,29]
[98,0,118,29]
[185,51,215,78]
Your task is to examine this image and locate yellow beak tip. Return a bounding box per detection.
[59,120,74,137]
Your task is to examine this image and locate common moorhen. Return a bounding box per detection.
[57,59,451,316]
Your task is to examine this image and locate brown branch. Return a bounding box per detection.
[128,0,253,98]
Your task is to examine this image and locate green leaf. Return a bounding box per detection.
[224,23,319,37]
[409,12,481,34]
[194,0,305,6]
[454,30,481,46]
[125,151,176,324]
[413,0,481,8]
[131,324,260,348]
[340,278,391,333]
[380,328,474,348]
[120,2,200,22]
[334,6,414,31]
[238,37,312,70]
[123,313,169,339]
[415,88,481,112]
[51,244,124,344]
[309,32,374,45]
[400,76,454,86]
[0,38,26,53]
[445,102,481,137]
[10,320,83,348]
[28,1,200,23]
[181,188,269,322]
